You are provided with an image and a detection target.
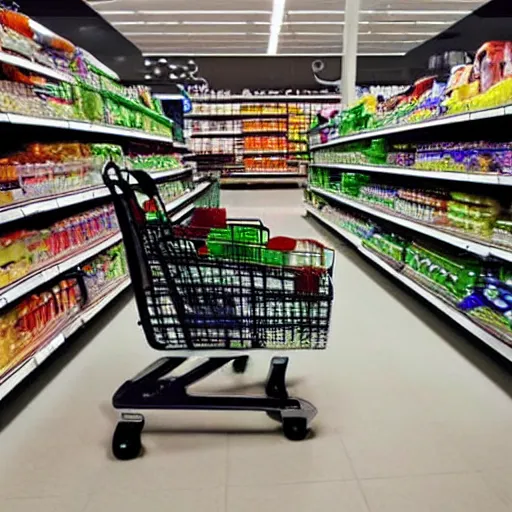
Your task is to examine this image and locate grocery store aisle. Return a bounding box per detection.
[1,189,512,512]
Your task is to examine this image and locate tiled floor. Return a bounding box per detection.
[1,189,511,511]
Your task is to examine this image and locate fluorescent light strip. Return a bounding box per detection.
[182,21,248,25]
[142,52,406,57]
[125,32,250,36]
[267,0,286,55]
[288,9,471,15]
[139,10,270,15]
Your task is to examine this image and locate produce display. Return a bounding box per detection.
[309,169,512,249]
[310,40,512,145]
[0,6,172,136]
[313,139,512,176]
[0,204,118,290]
[0,243,129,378]
[306,195,512,345]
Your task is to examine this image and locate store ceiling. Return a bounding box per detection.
[89,0,488,56]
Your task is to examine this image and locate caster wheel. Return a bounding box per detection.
[266,410,282,423]
[282,417,309,441]
[232,356,249,374]
[112,421,143,460]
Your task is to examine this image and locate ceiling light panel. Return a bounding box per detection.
[93,0,487,55]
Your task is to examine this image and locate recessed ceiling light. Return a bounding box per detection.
[182,21,249,25]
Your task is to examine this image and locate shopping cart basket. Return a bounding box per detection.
[103,163,334,460]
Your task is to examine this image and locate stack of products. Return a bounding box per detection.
[82,243,128,300]
[244,136,287,153]
[0,143,184,208]
[0,205,118,289]
[311,169,512,248]
[307,195,512,345]
[243,157,291,173]
[189,119,242,133]
[242,119,286,133]
[312,40,512,143]
[313,139,512,175]
[157,180,190,204]
[0,242,131,377]
[0,6,172,136]
[0,277,83,375]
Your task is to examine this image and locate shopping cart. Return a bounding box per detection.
[103,163,334,460]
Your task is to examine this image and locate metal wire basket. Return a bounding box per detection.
[104,165,334,351]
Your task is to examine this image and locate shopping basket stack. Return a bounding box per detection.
[103,164,334,460]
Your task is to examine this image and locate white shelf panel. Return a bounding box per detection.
[0,114,174,144]
[310,107,512,150]
[0,278,130,401]
[306,206,512,363]
[311,162,512,186]
[310,186,512,262]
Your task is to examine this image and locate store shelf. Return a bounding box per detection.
[310,105,512,149]
[0,51,75,83]
[0,182,204,311]
[0,167,192,225]
[306,205,512,363]
[310,162,512,187]
[228,172,305,178]
[0,232,123,310]
[0,278,131,401]
[185,113,288,120]
[189,95,340,103]
[221,177,305,186]
[0,113,175,144]
[310,186,512,262]
[190,131,243,138]
[165,181,213,213]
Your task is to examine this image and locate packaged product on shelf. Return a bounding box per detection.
[0,278,82,375]
[459,266,512,343]
[447,192,501,238]
[82,243,128,300]
[363,232,407,263]
[493,217,512,248]
[404,243,482,301]
[0,204,118,290]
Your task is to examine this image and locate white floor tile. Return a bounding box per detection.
[227,481,370,512]
[83,488,225,512]
[361,473,510,512]
[0,496,90,512]
[481,466,512,507]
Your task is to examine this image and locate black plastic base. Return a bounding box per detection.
[111,355,316,459]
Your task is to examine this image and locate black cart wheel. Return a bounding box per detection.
[282,417,309,441]
[232,356,249,374]
[266,410,282,422]
[112,421,143,460]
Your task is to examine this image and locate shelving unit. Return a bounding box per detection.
[186,94,338,185]
[309,162,512,187]
[310,186,512,262]
[0,8,213,401]
[310,105,512,150]
[305,205,512,363]
[307,105,512,362]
